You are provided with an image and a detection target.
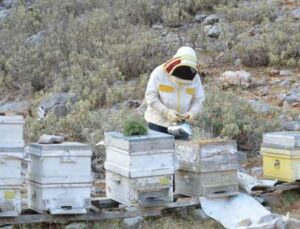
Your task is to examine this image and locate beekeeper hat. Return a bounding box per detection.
[164,46,199,76]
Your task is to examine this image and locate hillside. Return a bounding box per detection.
[0,0,300,227]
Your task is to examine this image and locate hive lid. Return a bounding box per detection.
[0,115,25,124]
[263,132,300,148]
[105,130,174,142]
[27,142,91,151]
[105,130,174,152]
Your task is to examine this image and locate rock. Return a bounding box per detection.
[291,8,300,20]
[203,14,219,25]
[125,99,142,109]
[193,208,209,220]
[260,193,283,208]
[269,69,280,76]
[0,9,9,21]
[247,100,272,113]
[152,24,163,30]
[0,0,13,8]
[281,120,300,131]
[0,100,30,115]
[194,14,207,23]
[25,30,46,46]
[286,93,300,104]
[220,70,252,88]
[122,216,143,229]
[279,69,293,77]
[38,93,77,119]
[208,24,221,38]
[38,134,64,144]
[279,80,291,87]
[258,87,269,96]
[65,223,86,229]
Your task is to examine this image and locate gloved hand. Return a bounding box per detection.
[165,109,182,123]
[182,111,196,123]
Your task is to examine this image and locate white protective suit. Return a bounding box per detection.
[144,46,205,128]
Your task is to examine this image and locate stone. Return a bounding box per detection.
[151,24,163,30]
[0,9,9,21]
[220,70,252,88]
[25,30,46,46]
[38,93,77,119]
[291,8,300,20]
[279,69,293,77]
[125,99,142,109]
[269,69,280,76]
[194,14,207,23]
[247,100,272,113]
[0,0,13,8]
[286,93,300,104]
[203,14,219,25]
[38,134,64,144]
[122,216,143,229]
[0,100,30,115]
[208,24,221,38]
[281,120,300,131]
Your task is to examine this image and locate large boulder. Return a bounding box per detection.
[207,24,221,38]
[247,99,272,114]
[291,8,300,20]
[203,14,220,25]
[25,30,46,46]
[38,93,77,119]
[0,9,9,21]
[0,100,30,115]
[220,70,252,88]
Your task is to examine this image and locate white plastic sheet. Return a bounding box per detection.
[200,193,283,229]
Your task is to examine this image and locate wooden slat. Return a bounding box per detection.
[0,197,200,225]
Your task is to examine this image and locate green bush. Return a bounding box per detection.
[123,119,148,136]
[197,86,280,152]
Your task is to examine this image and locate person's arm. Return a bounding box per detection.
[145,66,170,115]
[185,75,205,120]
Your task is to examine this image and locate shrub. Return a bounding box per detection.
[235,37,270,67]
[123,119,148,136]
[197,86,280,152]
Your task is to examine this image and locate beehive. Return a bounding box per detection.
[175,139,239,197]
[26,142,92,214]
[26,143,92,184]
[0,116,25,217]
[27,181,91,214]
[105,131,175,206]
[0,185,22,217]
[0,116,25,148]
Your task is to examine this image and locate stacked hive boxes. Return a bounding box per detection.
[0,116,25,217]
[175,139,239,197]
[26,142,92,214]
[261,132,300,182]
[105,131,176,206]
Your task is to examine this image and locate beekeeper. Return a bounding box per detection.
[144,46,205,134]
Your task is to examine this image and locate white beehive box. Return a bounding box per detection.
[175,139,239,172]
[104,131,175,178]
[26,142,92,184]
[27,181,91,214]
[0,116,25,148]
[106,171,173,207]
[263,132,300,148]
[0,185,22,217]
[0,148,24,186]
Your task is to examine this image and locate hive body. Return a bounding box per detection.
[105,131,175,206]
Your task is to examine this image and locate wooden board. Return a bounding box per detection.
[0,197,199,225]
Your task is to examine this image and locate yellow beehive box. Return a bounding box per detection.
[261,146,300,182]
